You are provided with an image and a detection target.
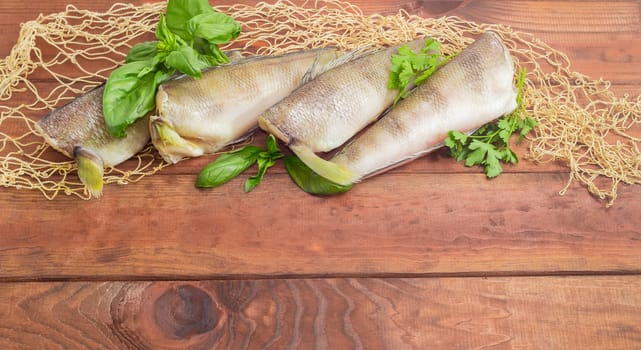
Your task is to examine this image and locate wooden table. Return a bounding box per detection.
[1,0,640,348]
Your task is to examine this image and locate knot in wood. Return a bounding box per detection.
[154,285,217,340]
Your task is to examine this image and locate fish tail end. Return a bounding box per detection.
[257,116,290,145]
[150,117,202,164]
[74,147,104,198]
[290,143,356,186]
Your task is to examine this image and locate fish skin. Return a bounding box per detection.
[35,85,150,197]
[329,31,518,184]
[36,85,150,166]
[258,39,427,155]
[150,47,342,164]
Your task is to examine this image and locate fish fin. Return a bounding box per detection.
[301,46,375,84]
[290,143,356,186]
[74,146,104,198]
[150,117,203,164]
[227,126,258,146]
[325,46,377,70]
[224,49,244,62]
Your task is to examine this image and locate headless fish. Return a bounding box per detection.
[258,39,427,184]
[35,85,149,197]
[325,31,518,185]
[35,51,246,198]
[150,47,344,164]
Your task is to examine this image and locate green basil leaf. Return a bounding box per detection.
[166,0,215,41]
[266,134,280,155]
[243,176,261,193]
[187,12,241,45]
[244,157,275,192]
[165,45,209,78]
[195,146,262,188]
[196,41,231,65]
[103,61,172,137]
[284,156,352,195]
[155,15,177,48]
[126,41,159,63]
[136,52,166,78]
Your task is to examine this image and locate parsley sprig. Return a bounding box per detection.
[388,38,444,106]
[444,67,537,177]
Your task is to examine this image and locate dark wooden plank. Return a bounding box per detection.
[3,0,639,92]
[1,172,640,280]
[2,276,641,349]
[453,0,641,94]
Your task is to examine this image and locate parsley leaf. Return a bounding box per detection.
[444,67,537,178]
[388,38,445,106]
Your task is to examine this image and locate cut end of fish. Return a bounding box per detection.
[258,115,290,145]
[150,116,203,164]
[74,146,104,198]
[290,143,356,186]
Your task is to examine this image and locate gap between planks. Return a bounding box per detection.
[2,269,641,284]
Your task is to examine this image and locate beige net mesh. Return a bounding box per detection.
[0,0,639,205]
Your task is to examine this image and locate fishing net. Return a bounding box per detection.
[0,0,639,205]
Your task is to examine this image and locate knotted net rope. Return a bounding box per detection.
[0,0,639,206]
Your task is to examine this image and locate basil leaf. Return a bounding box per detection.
[156,15,177,49]
[136,53,165,78]
[266,134,280,154]
[244,157,275,192]
[103,0,242,138]
[195,40,230,64]
[166,0,215,41]
[284,156,352,195]
[187,12,242,45]
[165,46,209,78]
[195,146,262,188]
[126,41,159,63]
[103,61,172,137]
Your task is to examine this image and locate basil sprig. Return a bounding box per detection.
[196,135,352,195]
[103,0,241,137]
[195,146,262,189]
[196,135,284,192]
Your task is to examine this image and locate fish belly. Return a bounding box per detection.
[331,31,518,183]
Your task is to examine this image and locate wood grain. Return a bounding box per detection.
[1,0,641,348]
[2,276,641,349]
[1,172,640,280]
[1,0,640,92]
